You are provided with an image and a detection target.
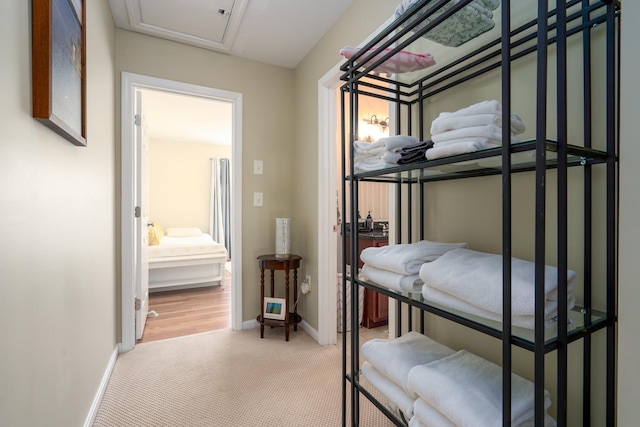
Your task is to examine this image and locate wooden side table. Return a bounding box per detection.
[257,254,302,341]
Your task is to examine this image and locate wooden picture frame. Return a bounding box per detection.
[263,297,287,321]
[32,0,87,147]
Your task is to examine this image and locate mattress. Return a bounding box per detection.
[148,234,228,259]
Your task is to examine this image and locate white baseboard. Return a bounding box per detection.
[83,345,118,427]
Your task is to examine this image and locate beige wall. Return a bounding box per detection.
[115,30,295,322]
[0,1,117,426]
[149,139,231,233]
[293,0,397,329]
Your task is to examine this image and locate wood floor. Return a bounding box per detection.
[137,271,231,344]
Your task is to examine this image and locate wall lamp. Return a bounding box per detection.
[368,115,389,132]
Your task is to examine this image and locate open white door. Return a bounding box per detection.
[135,89,150,340]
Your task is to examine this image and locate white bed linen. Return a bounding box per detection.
[148,234,227,259]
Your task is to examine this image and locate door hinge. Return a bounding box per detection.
[134,206,141,218]
[134,114,141,126]
[135,298,141,311]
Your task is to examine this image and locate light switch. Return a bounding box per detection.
[254,160,263,175]
[253,192,263,207]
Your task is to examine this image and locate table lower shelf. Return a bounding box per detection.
[257,313,302,328]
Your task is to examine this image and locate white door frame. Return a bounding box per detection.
[316,18,395,346]
[120,72,243,352]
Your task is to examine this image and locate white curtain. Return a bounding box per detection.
[210,158,225,248]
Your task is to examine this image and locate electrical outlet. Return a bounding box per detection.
[305,275,311,288]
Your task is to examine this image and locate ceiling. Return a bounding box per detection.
[108,0,353,69]
[109,0,354,145]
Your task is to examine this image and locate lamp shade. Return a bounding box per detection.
[275,218,291,258]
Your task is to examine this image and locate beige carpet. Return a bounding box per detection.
[93,327,396,426]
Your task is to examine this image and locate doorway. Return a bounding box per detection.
[120,72,243,352]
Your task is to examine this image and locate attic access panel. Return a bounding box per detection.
[125,0,246,52]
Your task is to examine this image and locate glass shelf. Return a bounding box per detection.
[340,0,609,96]
[349,275,608,353]
[346,139,610,184]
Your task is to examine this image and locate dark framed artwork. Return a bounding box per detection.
[32,0,87,147]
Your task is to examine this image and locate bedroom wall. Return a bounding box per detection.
[0,1,117,426]
[149,138,231,234]
[115,30,295,325]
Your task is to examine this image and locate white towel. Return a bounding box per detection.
[418,248,577,316]
[426,140,499,160]
[432,124,520,144]
[361,331,455,398]
[430,113,526,136]
[361,264,423,293]
[354,158,397,173]
[422,283,575,329]
[408,416,428,427]
[381,135,420,152]
[412,398,456,427]
[361,362,415,419]
[407,350,554,427]
[360,240,468,276]
[436,99,502,118]
[381,151,402,164]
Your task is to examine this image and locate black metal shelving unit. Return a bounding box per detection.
[339,1,619,426]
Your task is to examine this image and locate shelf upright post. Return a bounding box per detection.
[604,1,618,425]
[580,1,594,423]
[340,86,348,427]
[534,0,549,425]
[555,0,570,425]
[500,0,513,425]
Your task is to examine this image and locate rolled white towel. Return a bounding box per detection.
[361,362,415,420]
[412,398,456,427]
[360,240,468,276]
[407,350,554,427]
[381,135,420,152]
[422,283,576,329]
[361,264,423,293]
[432,124,520,144]
[418,248,577,316]
[361,331,455,398]
[425,140,500,160]
[430,113,526,135]
[381,151,402,164]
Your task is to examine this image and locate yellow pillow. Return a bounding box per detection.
[148,222,163,246]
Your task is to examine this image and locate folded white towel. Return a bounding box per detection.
[361,331,455,398]
[361,264,423,293]
[430,113,526,135]
[381,135,420,152]
[426,140,499,160]
[407,350,554,427]
[361,362,415,419]
[360,240,468,276]
[412,398,456,427]
[432,124,520,144]
[422,283,576,329]
[418,248,577,316]
[354,139,384,152]
[408,417,428,427]
[437,99,502,118]
[354,158,397,173]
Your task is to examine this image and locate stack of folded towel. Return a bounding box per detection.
[418,248,576,329]
[361,332,456,420]
[354,135,419,173]
[359,240,468,293]
[407,350,557,426]
[398,140,434,164]
[427,100,526,161]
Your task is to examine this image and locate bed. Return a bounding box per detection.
[147,226,229,292]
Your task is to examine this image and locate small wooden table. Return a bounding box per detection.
[257,254,302,341]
